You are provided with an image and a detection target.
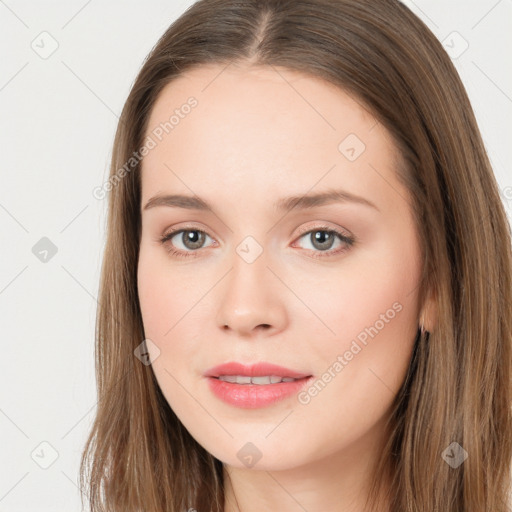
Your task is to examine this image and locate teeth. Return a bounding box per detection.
[251,376,272,385]
[218,375,299,385]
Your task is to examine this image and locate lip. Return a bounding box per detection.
[203,361,311,379]
[204,361,313,409]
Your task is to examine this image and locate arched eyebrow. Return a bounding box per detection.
[142,189,380,213]
[275,189,379,212]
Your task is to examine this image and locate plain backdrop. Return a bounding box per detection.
[0,0,511,510]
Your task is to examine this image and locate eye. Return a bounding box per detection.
[159,228,214,258]
[293,226,355,258]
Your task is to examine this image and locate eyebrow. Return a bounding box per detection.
[142,188,380,213]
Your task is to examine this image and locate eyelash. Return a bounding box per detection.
[158,225,355,260]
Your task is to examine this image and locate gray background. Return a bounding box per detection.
[1,0,511,510]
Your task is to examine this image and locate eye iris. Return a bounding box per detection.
[182,230,205,250]
[311,230,335,250]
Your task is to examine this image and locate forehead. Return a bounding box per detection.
[141,63,405,214]
[145,63,377,138]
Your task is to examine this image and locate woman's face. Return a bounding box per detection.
[137,63,426,471]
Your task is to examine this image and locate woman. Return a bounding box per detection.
[80,0,512,510]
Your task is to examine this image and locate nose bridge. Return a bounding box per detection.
[215,235,287,335]
[226,237,272,309]
[231,237,268,292]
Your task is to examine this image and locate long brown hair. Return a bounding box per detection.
[80,0,512,510]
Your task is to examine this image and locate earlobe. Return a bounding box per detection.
[421,288,438,333]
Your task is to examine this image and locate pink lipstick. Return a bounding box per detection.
[204,362,313,409]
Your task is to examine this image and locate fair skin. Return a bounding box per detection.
[137,62,435,512]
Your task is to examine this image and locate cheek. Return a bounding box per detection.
[310,246,418,326]
[137,252,203,411]
[137,261,170,339]
[297,239,421,388]
[284,258,419,455]
[137,249,197,339]
[137,248,212,380]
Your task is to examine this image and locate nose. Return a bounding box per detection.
[215,248,288,337]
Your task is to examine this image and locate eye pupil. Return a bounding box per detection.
[311,230,335,250]
[183,230,205,249]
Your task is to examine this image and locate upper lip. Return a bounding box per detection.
[204,362,311,379]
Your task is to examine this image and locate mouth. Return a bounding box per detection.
[204,362,313,408]
[213,375,304,385]
[204,361,312,380]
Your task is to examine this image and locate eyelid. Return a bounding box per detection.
[293,222,352,239]
[159,221,352,244]
[160,222,217,241]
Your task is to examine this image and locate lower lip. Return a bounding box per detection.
[206,376,313,408]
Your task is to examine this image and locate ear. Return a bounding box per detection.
[421,286,438,333]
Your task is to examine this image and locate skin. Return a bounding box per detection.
[137,62,436,512]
